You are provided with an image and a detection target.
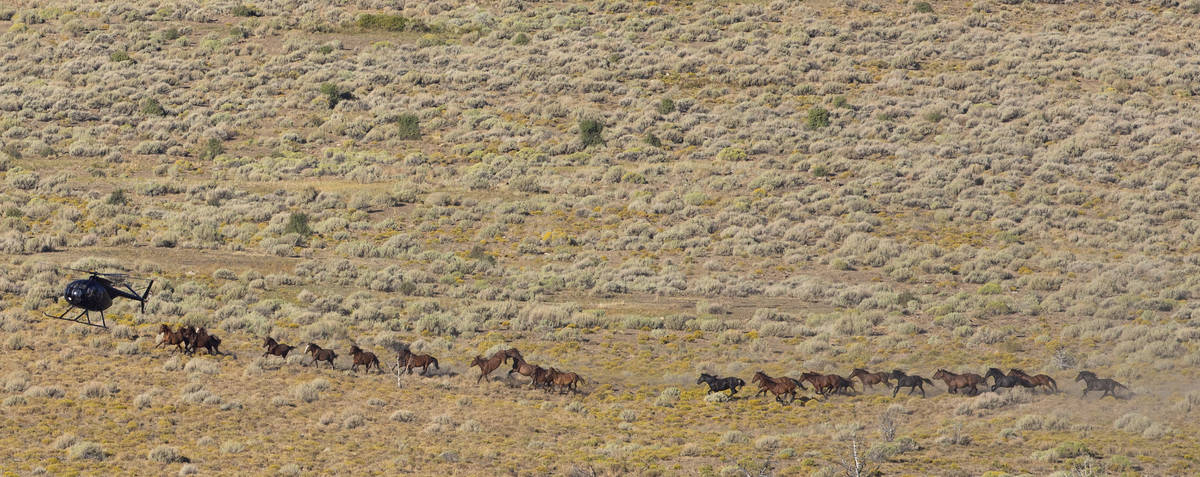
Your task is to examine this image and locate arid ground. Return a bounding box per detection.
[2,0,1200,475]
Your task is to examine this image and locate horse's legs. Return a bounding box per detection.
[920,384,926,398]
[99,311,106,328]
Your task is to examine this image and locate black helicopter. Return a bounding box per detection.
[43,269,153,329]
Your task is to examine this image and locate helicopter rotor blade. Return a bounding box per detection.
[64,267,151,282]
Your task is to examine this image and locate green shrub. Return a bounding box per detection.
[316,45,333,54]
[160,27,181,41]
[717,147,747,161]
[199,138,224,161]
[110,50,132,62]
[231,5,262,17]
[644,133,662,147]
[913,2,933,13]
[579,119,604,147]
[657,98,675,115]
[285,212,312,237]
[141,98,166,116]
[512,32,530,45]
[319,83,353,109]
[832,95,848,108]
[357,13,409,31]
[806,107,830,129]
[106,189,128,206]
[811,164,830,177]
[397,114,421,140]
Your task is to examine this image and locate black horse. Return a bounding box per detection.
[890,370,933,398]
[697,373,745,396]
[985,368,1035,392]
[1075,371,1130,399]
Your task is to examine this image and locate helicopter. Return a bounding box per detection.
[42,269,154,329]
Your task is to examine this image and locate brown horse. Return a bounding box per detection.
[187,327,222,356]
[262,337,295,359]
[501,347,523,365]
[508,356,544,387]
[532,366,555,390]
[801,372,855,396]
[471,351,509,384]
[155,324,186,353]
[752,371,806,404]
[349,345,382,373]
[395,348,439,376]
[545,368,584,394]
[932,369,983,395]
[303,343,337,368]
[1009,369,1058,394]
[1075,371,1129,399]
[848,368,891,391]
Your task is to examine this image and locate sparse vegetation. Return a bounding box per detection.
[1,0,1198,474]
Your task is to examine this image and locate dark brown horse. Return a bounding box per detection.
[932,369,983,395]
[752,371,805,404]
[890,370,934,398]
[508,356,544,387]
[801,372,855,396]
[187,327,222,356]
[471,351,509,384]
[848,368,891,391]
[501,347,523,365]
[532,366,555,390]
[1009,369,1058,394]
[1075,371,1129,399]
[155,324,186,353]
[349,345,382,373]
[303,343,337,368]
[262,337,295,359]
[395,348,439,376]
[986,368,1035,392]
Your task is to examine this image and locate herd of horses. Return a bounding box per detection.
[700,367,1130,404]
[155,325,584,393]
[154,324,1130,402]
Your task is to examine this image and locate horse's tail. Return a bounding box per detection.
[921,377,933,385]
[1047,376,1058,391]
[431,357,439,369]
[790,378,806,390]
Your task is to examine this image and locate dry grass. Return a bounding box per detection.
[1,0,1200,474]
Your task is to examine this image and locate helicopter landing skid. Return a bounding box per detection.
[42,307,108,329]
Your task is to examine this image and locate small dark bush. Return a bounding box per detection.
[357,14,409,31]
[285,213,312,237]
[806,107,829,129]
[397,114,421,140]
[107,189,128,206]
[199,139,224,161]
[231,5,262,17]
[657,98,675,115]
[644,133,662,148]
[141,98,167,116]
[319,83,353,109]
[579,119,604,147]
